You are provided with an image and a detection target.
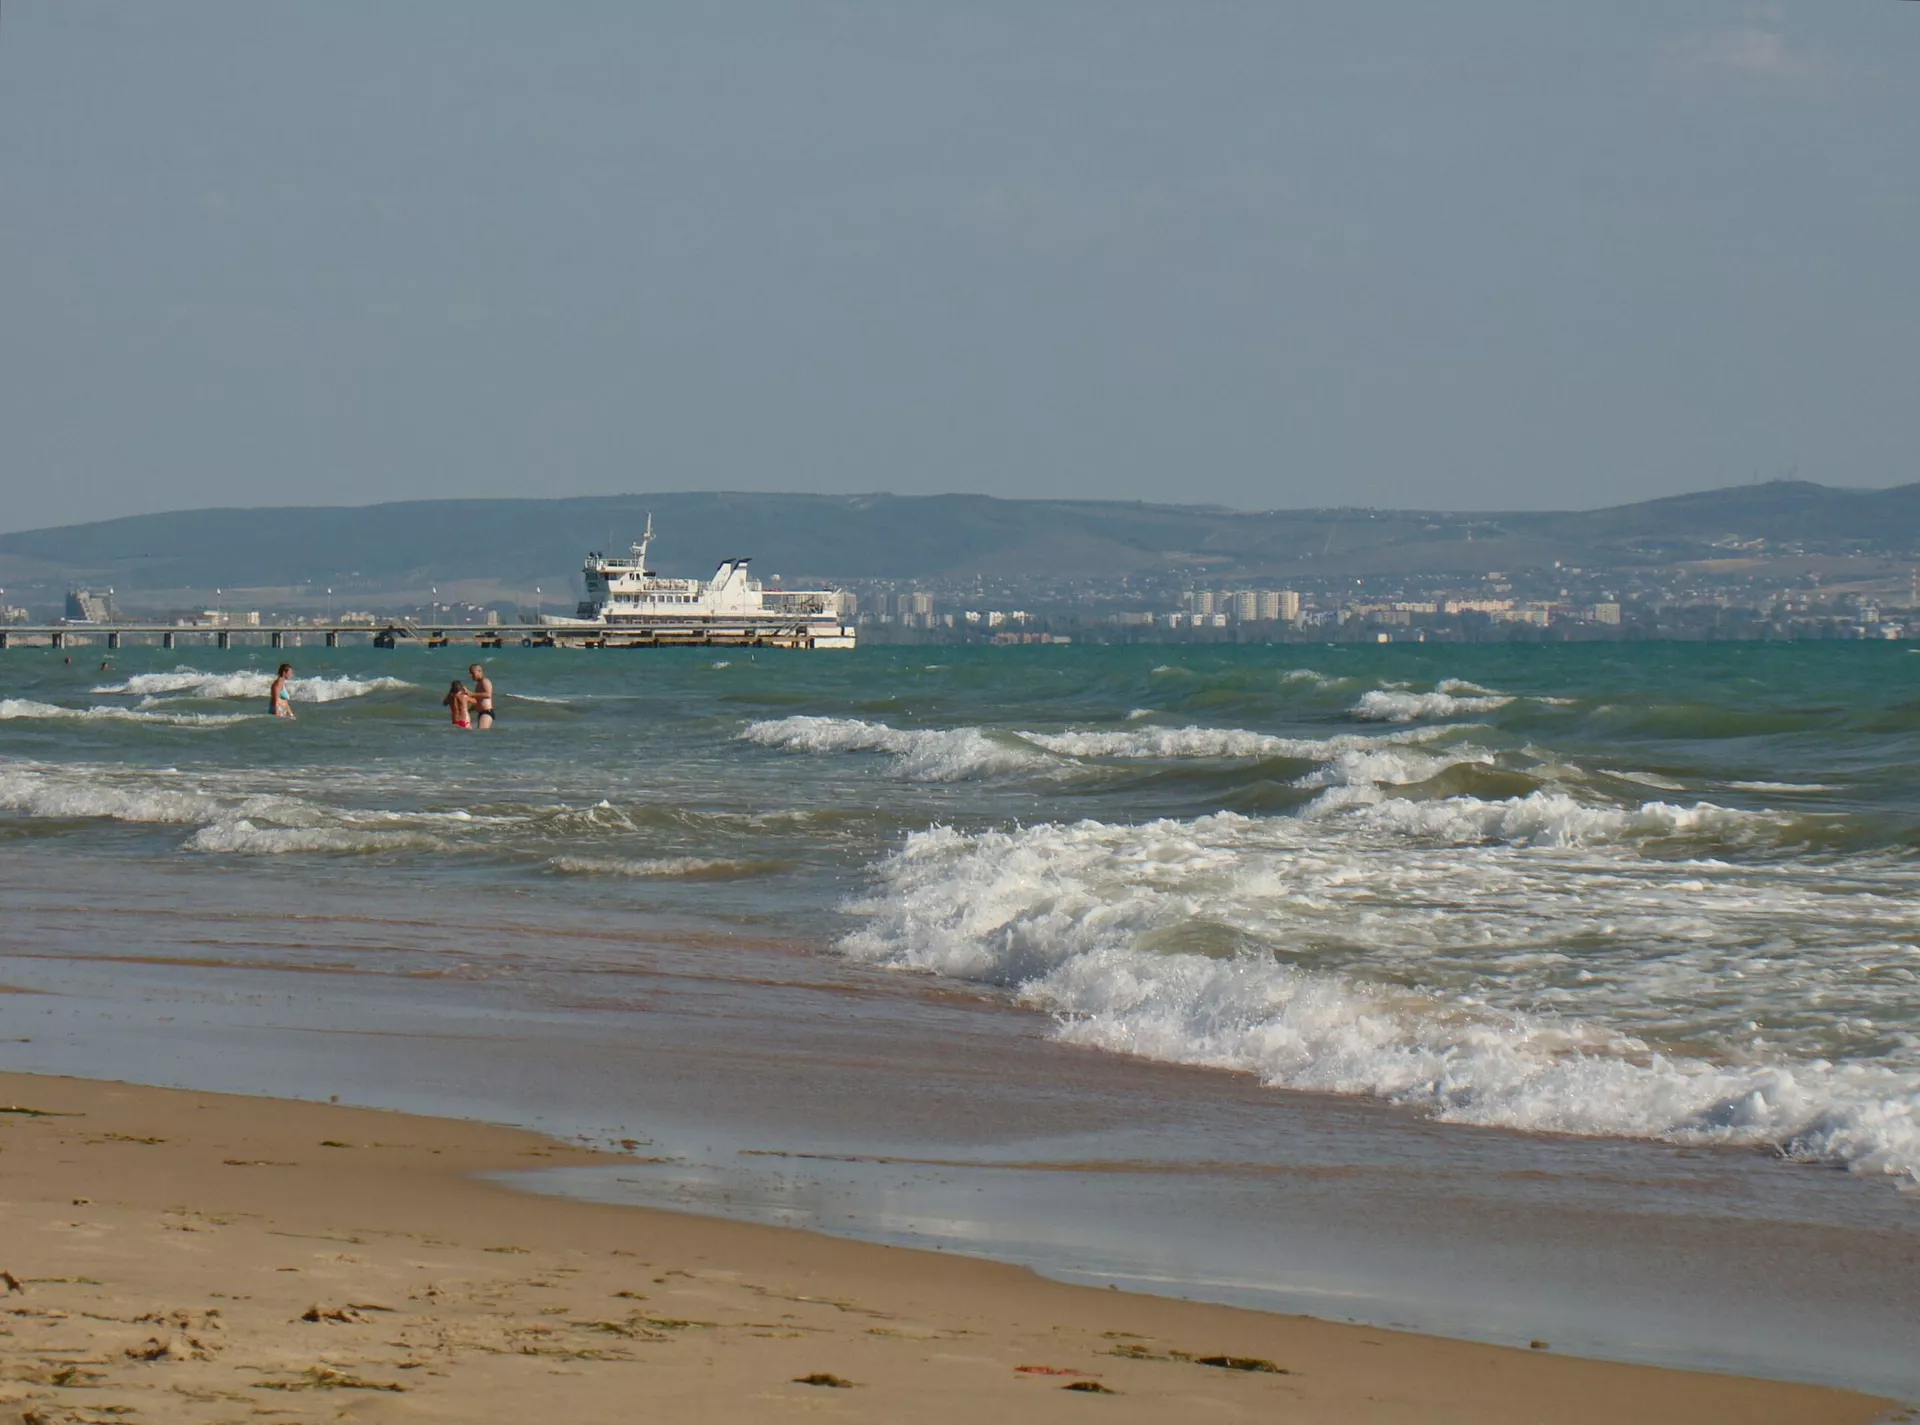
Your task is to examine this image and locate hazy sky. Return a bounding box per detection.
[1,3,1915,532]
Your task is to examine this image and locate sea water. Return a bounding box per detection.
[3,641,1919,1387]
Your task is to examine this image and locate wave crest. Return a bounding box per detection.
[1352,687,1514,722]
[741,716,1050,781]
[0,698,254,727]
[841,815,1920,1180]
[94,668,414,703]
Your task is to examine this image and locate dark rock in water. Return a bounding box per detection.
[1063,1380,1117,1393]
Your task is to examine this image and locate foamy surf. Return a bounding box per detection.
[546,854,778,879]
[182,820,445,855]
[0,698,255,727]
[94,668,414,703]
[1021,724,1456,762]
[1351,686,1515,722]
[743,714,1465,781]
[842,812,1920,1181]
[0,764,224,824]
[740,716,1052,781]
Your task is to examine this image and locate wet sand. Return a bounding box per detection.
[0,1071,1901,1425]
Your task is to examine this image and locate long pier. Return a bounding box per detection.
[0,621,848,651]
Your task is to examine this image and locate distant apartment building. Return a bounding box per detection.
[65,588,114,623]
[1590,602,1622,625]
[1183,590,1216,616]
[1231,590,1260,622]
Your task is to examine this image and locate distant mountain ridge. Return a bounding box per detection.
[1,481,1915,596]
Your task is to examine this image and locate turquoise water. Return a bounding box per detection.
[4,640,1920,1181]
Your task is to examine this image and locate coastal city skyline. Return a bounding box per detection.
[5,478,1919,644]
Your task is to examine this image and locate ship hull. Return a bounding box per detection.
[538,613,855,648]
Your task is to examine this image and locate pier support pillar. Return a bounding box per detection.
[271,630,285,649]
[217,630,231,650]
[325,630,340,648]
[50,631,65,649]
[162,631,176,650]
[0,631,8,649]
[107,631,121,650]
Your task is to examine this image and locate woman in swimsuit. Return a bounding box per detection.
[269,664,296,720]
[443,679,475,730]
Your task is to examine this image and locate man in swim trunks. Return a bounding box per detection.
[270,664,296,720]
[468,663,495,730]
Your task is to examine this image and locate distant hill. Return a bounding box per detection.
[0,481,1914,599]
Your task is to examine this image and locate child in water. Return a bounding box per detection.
[443,679,475,730]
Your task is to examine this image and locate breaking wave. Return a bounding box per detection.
[1308,787,1791,846]
[741,715,1463,781]
[0,764,224,824]
[841,812,1920,1181]
[546,854,780,879]
[94,668,414,703]
[0,698,254,727]
[182,820,444,855]
[740,716,1051,781]
[1020,724,1453,762]
[1351,681,1515,722]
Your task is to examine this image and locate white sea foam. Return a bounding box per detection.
[1729,780,1844,794]
[1329,790,1786,847]
[0,763,424,843]
[1352,687,1514,722]
[182,820,441,855]
[0,764,222,823]
[0,698,253,727]
[841,814,1920,1180]
[1023,726,1310,760]
[740,716,1050,781]
[95,668,413,703]
[1603,768,1688,791]
[547,854,772,879]
[743,715,1469,780]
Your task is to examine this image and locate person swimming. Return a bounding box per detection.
[443,679,475,730]
[269,664,296,720]
[468,663,495,730]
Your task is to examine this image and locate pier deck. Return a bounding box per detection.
[0,622,842,651]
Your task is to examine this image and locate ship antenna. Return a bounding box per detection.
[636,512,654,575]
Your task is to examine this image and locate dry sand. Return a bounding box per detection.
[0,1072,1899,1424]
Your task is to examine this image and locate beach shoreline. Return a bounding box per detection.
[0,1070,1903,1424]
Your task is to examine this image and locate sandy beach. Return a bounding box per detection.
[0,1072,1899,1425]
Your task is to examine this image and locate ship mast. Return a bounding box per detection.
[631,512,654,575]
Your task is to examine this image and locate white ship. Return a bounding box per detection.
[541,517,855,649]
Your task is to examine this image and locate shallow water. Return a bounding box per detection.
[3,641,1919,1389]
